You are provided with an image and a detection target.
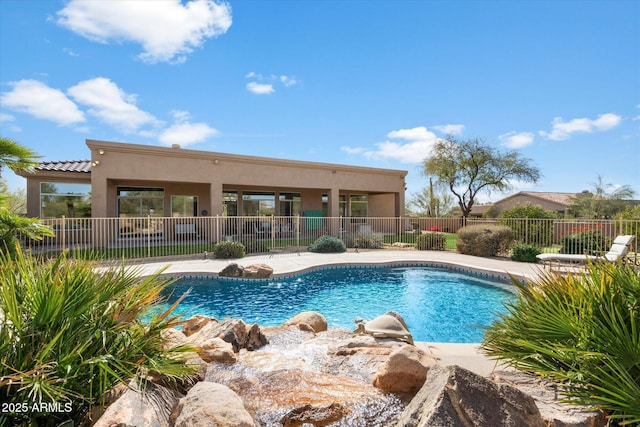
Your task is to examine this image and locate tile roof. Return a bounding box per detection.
[36,160,92,173]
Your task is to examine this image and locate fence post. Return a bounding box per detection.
[147,215,151,258]
[61,215,66,252]
[296,215,300,248]
[525,216,529,245]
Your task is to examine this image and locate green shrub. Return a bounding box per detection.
[510,243,541,263]
[456,225,513,257]
[345,232,384,249]
[213,240,246,258]
[308,235,346,253]
[498,203,556,247]
[416,232,446,251]
[0,247,196,426]
[483,262,640,425]
[560,229,611,255]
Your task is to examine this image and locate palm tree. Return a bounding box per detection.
[0,136,52,256]
[0,136,40,177]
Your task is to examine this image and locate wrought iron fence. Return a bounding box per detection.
[20,215,639,261]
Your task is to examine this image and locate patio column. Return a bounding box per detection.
[210,182,223,216]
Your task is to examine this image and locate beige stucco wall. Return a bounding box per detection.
[494,195,566,214]
[24,173,91,218]
[82,140,406,218]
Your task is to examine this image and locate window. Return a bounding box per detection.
[40,182,91,218]
[117,187,164,217]
[322,194,328,217]
[339,195,347,217]
[242,192,275,216]
[223,191,238,216]
[171,195,197,217]
[279,192,301,216]
[350,195,368,217]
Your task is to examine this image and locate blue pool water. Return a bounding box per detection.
[161,266,517,343]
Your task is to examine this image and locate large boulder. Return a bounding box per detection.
[354,313,414,344]
[283,311,328,333]
[219,263,244,277]
[188,318,268,352]
[372,345,438,395]
[490,370,607,427]
[197,337,237,363]
[397,364,547,427]
[280,403,348,427]
[182,315,217,337]
[172,382,256,427]
[242,263,273,278]
[93,380,181,427]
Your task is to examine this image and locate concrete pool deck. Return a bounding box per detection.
[131,249,544,376]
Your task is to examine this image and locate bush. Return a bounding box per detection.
[510,243,541,263]
[482,262,640,425]
[498,203,556,247]
[308,235,346,253]
[345,232,384,249]
[456,225,513,257]
[416,232,446,251]
[560,229,611,255]
[213,240,246,258]
[0,248,196,426]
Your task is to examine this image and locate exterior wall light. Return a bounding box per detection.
[91,160,100,167]
[99,149,105,155]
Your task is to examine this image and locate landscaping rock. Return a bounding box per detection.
[280,403,348,427]
[188,317,268,352]
[172,382,256,427]
[397,364,547,427]
[161,327,188,349]
[93,380,181,427]
[197,337,237,363]
[245,322,268,350]
[372,344,437,395]
[354,313,414,344]
[182,315,216,337]
[219,263,244,278]
[490,370,607,427]
[283,311,328,333]
[242,263,273,278]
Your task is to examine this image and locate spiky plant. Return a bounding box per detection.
[482,262,640,425]
[0,246,196,426]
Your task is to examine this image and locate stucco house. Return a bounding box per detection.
[469,191,577,217]
[19,140,407,221]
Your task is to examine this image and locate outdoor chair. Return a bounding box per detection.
[536,235,635,270]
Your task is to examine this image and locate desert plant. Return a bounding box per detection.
[0,246,196,426]
[510,243,541,263]
[456,225,513,257]
[345,232,384,249]
[213,240,246,258]
[308,235,346,253]
[482,262,640,425]
[415,232,446,251]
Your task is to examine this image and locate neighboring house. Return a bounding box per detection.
[18,139,408,220]
[469,191,578,217]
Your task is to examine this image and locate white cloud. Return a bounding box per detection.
[56,0,232,64]
[159,122,218,146]
[280,75,297,87]
[433,124,464,136]
[246,82,275,95]
[342,126,440,164]
[0,113,15,123]
[340,146,366,154]
[364,139,438,164]
[387,126,435,141]
[499,131,534,148]
[539,112,622,141]
[0,79,85,126]
[67,77,159,132]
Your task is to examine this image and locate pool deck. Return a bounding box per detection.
[132,249,544,376]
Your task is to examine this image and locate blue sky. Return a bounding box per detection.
[1,0,639,203]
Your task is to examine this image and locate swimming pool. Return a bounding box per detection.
[161,265,517,343]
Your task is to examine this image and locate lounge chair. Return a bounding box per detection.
[536,235,635,270]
